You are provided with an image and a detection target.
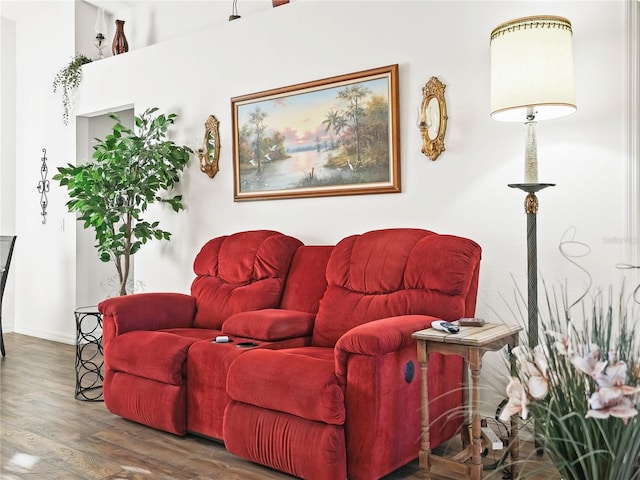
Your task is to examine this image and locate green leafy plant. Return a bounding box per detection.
[52,53,93,125]
[53,107,192,296]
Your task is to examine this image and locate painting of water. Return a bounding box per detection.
[231,64,401,201]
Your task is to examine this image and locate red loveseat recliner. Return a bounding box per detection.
[99,228,482,480]
[223,228,481,479]
[99,230,305,435]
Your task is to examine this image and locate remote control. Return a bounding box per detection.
[431,320,460,334]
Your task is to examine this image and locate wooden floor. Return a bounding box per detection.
[0,333,559,479]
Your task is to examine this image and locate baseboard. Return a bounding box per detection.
[12,327,75,345]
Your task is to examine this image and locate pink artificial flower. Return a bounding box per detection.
[513,345,549,400]
[586,393,639,424]
[585,362,640,424]
[595,361,628,388]
[499,377,529,422]
[550,331,570,356]
[570,344,605,377]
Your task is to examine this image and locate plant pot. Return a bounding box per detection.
[272,0,289,6]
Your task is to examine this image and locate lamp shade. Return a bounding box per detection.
[490,15,576,122]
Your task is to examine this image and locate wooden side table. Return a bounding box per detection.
[412,322,522,480]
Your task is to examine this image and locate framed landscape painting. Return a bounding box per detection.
[231,64,400,201]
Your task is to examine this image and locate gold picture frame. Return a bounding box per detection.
[419,76,448,161]
[231,65,400,201]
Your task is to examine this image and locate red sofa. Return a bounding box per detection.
[99,228,482,480]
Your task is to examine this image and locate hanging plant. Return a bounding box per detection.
[52,53,92,126]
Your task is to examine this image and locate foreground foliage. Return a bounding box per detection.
[502,284,640,480]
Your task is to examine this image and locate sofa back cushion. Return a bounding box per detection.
[191,230,303,329]
[279,245,333,314]
[311,228,482,347]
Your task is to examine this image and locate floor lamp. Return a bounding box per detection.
[490,16,577,455]
[490,15,577,350]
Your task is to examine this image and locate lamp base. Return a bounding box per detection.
[508,183,555,193]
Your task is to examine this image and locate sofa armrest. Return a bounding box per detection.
[334,314,440,386]
[99,292,197,337]
[222,309,314,341]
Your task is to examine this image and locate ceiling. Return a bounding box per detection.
[0,0,135,22]
[0,1,49,21]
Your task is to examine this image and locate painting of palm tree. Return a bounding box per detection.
[231,65,400,201]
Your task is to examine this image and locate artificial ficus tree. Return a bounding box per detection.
[54,107,192,296]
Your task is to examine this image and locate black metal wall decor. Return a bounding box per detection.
[37,148,50,224]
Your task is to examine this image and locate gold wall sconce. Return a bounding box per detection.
[418,76,448,161]
[197,115,221,178]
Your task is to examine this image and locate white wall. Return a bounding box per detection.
[1,15,17,330]
[13,1,77,342]
[5,1,635,406]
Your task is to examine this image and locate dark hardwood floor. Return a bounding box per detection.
[0,333,558,479]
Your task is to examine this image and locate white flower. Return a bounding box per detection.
[499,377,529,422]
[586,392,640,424]
[513,345,549,400]
[583,361,640,424]
[595,361,628,388]
[570,344,604,377]
[549,331,570,356]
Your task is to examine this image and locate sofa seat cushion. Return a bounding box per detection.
[104,370,188,435]
[187,335,308,439]
[222,309,314,341]
[107,331,198,385]
[227,347,344,425]
[224,402,347,480]
[160,327,221,340]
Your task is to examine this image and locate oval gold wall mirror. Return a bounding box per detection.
[198,115,221,178]
[419,76,448,161]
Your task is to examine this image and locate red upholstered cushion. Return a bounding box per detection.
[279,245,332,313]
[312,229,481,347]
[222,309,314,341]
[104,370,188,435]
[159,327,221,340]
[187,339,248,439]
[190,231,303,329]
[106,331,197,385]
[224,402,346,480]
[226,347,344,425]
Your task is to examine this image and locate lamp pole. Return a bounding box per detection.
[508,183,554,349]
[509,182,554,457]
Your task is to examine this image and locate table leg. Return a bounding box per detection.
[461,357,471,448]
[510,416,520,479]
[469,349,482,480]
[417,340,431,479]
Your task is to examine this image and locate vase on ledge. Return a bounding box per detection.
[112,19,129,55]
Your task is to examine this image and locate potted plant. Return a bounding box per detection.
[54,107,192,296]
[499,280,640,479]
[52,53,93,125]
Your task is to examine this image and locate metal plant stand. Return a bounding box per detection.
[74,306,104,401]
